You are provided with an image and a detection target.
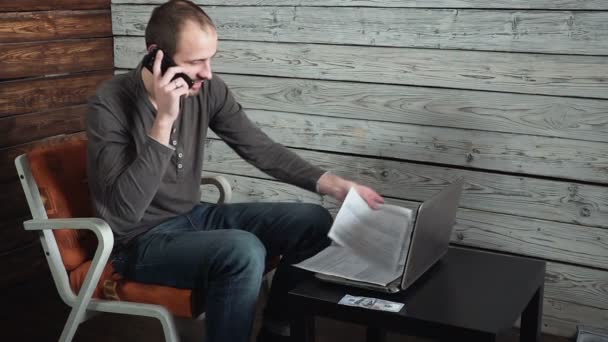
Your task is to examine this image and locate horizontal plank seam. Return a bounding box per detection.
[115,67,608,102]
[453,243,608,275]
[0,131,84,154]
[198,70,608,101]
[2,36,114,46]
[205,136,608,189]
[0,9,111,15]
[1,130,86,150]
[202,163,608,233]
[3,7,110,13]
[112,35,608,57]
[0,239,40,258]
[111,3,608,10]
[0,68,114,83]
[1,34,115,44]
[234,107,608,145]
[0,104,89,121]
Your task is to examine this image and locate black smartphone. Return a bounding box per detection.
[142,47,194,89]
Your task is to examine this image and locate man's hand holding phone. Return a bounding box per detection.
[147,49,190,146]
[151,49,190,124]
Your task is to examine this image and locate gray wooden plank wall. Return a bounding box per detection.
[111,0,608,338]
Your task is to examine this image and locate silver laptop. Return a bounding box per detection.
[316,178,465,293]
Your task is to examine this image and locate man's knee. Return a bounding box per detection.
[214,230,266,276]
[296,203,333,233]
[289,204,333,252]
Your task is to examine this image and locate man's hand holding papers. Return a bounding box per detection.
[317,172,385,209]
[328,187,413,272]
[295,187,414,286]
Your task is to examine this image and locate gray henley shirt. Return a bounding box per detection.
[86,65,325,246]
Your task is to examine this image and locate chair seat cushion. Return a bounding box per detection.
[69,261,193,318]
[69,255,282,318]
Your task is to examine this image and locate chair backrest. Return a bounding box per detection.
[17,135,197,318]
[16,135,97,273]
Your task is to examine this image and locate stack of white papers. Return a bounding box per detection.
[295,187,414,286]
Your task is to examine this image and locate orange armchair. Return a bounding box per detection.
[16,135,277,342]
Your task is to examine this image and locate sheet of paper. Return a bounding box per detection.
[294,245,402,286]
[328,187,413,272]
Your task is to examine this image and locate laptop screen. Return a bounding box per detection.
[400,178,465,290]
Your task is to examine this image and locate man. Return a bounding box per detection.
[86,1,384,341]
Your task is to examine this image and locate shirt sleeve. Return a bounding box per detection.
[207,76,326,193]
[86,94,174,226]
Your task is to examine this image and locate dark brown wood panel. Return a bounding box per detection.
[0,10,112,43]
[0,105,86,148]
[0,216,36,254]
[1,275,68,339]
[0,180,30,221]
[0,132,85,184]
[0,38,113,79]
[0,0,109,12]
[0,241,48,290]
[0,71,113,117]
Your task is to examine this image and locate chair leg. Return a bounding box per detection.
[59,291,100,341]
[58,307,82,342]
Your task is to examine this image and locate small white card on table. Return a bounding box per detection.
[338,294,405,313]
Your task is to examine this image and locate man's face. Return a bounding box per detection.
[172,20,218,96]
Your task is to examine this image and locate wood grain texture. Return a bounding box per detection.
[113,71,608,143]
[115,38,608,99]
[0,217,35,255]
[453,210,608,270]
[0,10,112,43]
[205,138,608,232]
[0,106,86,148]
[221,74,608,144]
[110,0,608,10]
[0,241,48,290]
[0,71,113,117]
[203,142,608,266]
[543,262,608,337]
[113,6,608,55]
[200,172,608,336]
[204,167,608,270]
[0,38,113,79]
[0,132,85,184]
[208,109,608,184]
[0,180,29,221]
[0,0,109,11]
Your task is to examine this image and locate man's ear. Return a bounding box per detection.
[147,44,158,53]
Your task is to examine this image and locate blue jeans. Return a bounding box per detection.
[112,202,332,342]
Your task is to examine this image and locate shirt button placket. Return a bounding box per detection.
[177,149,183,171]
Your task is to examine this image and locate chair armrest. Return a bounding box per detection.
[24,217,114,270]
[24,217,113,249]
[201,175,232,204]
[23,218,114,316]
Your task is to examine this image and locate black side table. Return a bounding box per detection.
[288,247,546,342]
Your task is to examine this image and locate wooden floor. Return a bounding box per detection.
[1,273,572,342]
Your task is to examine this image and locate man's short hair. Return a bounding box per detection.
[145,0,215,57]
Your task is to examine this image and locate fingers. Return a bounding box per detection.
[152,50,188,87]
[163,78,190,97]
[152,49,163,78]
[357,186,384,210]
[365,196,382,210]
[159,65,187,86]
